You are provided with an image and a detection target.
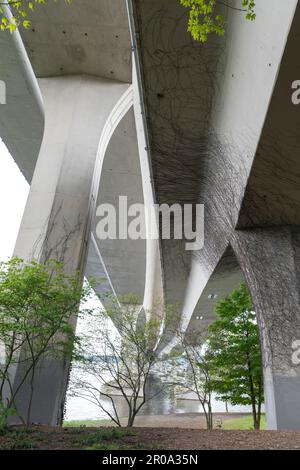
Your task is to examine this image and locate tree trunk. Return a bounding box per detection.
[246,356,259,430]
[203,402,213,430]
[208,402,213,430]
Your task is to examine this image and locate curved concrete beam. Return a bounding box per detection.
[12,75,130,425]
[0,4,44,182]
[133,0,298,351]
[132,55,164,316]
[92,106,146,302]
[133,0,300,428]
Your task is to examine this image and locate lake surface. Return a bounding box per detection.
[65,306,257,422]
[65,394,253,421]
[65,374,253,422]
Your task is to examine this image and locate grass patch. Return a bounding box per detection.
[78,428,137,447]
[0,438,36,450]
[0,428,38,450]
[64,419,114,428]
[74,427,162,451]
[222,414,266,430]
[0,426,141,450]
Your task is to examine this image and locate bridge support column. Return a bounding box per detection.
[11,75,129,426]
[232,226,300,429]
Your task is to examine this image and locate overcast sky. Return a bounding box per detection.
[0,138,29,261]
[0,137,106,334]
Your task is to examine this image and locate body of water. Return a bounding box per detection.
[65,374,254,422]
[65,394,253,421]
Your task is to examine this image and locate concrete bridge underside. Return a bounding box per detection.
[0,0,300,429]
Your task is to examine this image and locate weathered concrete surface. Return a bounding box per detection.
[0,1,156,424]
[91,108,146,303]
[0,0,133,183]
[20,0,132,83]
[232,227,300,430]
[0,2,147,298]
[0,0,158,425]
[12,75,129,425]
[2,0,300,430]
[131,0,300,428]
[132,0,295,346]
[0,0,136,302]
[132,55,164,313]
[0,9,43,182]
[237,4,300,229]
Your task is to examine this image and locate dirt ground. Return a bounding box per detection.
[133,428,300,450]
[1,425,300,450]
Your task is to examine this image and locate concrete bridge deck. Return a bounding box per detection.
[1,0,300,429]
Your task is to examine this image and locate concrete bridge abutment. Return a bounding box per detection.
[10,75,130,426]
[232,226,300,430]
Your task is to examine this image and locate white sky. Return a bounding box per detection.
[0,138,29,261]
[0,137,108,332]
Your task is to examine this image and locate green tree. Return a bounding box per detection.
[0,0,71,32]
[0,257,90,428]
[181,0,256,42]
[161,304,214,430]
[162,338,214,430]
[207,283,264,429]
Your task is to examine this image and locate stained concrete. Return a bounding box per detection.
[1,0,300,429]
[11,75,129,425]
[131,0,300,428]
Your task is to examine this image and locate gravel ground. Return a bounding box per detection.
[134,428,300,450]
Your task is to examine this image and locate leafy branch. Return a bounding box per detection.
[0,257,91,428]
[0,0,71,32]
[181,0,256,42]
